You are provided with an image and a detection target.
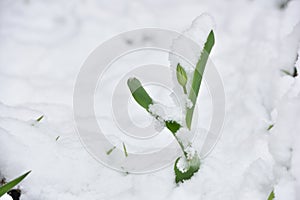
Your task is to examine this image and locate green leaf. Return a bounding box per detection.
[176,63,188,94]
[267,124,274,131]
[127,78,153,111]
[165,120,181,134]
[174,155,200,184]
[281,69,292,76]
[0,171,31,197]
[106,146,116,155]
[267,190,275,200]
[186,30,215,129]
[122,142,128,157]
[36,115,44,122]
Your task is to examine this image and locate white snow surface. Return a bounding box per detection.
[0,0,300,200]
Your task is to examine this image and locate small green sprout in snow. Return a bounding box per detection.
[0,171,31,197]
[267,190,275,200]
[267,124,274,131]
[127,30,215,183]
[31,115,44,126]
[36,115,44,122]
[176,63,188,94]
[55,136,60,141]
[106,146,116,155]
[281,67,298,77]
[122,142,128,157]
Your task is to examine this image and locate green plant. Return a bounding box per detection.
[36,115,44,122]
[267,124,274,131]
[267,190,275,200]
[122,142,128,157]
[0,171,31,197]
[106,146,116,155]
[127,30,215,183]
[281,67,298,77]
[31,115,44,126]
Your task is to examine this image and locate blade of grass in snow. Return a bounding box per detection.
[127,78,153,111]
[267,124,274,131]
[36,115,44,122]
[186,30,215,129]
[55,136,60,141]
[106,146,116,155]
[0,171,31,197]
[122,142,128,157]
[281,69,293,76]
[267,190,275,200]
[281,67,298,77]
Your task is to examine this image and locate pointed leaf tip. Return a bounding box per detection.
[0,171,31,197]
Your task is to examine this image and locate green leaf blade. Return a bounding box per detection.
[106,146,116,155]
[127,78,153,111]
[36,115,44,122]
[122,142,128,157]
[0,171,31,197]
[186,30,215,129]
[268,190,275,200]
[267,124,274,131]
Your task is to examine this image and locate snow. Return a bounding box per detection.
[149,102,183,123]
[185,147,196,160]
[0,0,300,200]
[176,157,189,173]
[0,194,12,200]
[175,128,192,148]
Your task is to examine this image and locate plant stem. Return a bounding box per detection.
[183,86,187,94]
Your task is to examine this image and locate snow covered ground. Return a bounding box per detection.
[0,0,300,199]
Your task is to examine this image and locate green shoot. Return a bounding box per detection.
[122,142,128,157]
[176,63,188,94]
[281,67,298,77]
[186,30,215,129]
[267,190,275,200]
[36,115,44,122]
[267,124,274,131]
[55,136,60,141]
[0,171,31,197]
[106,146,116,155]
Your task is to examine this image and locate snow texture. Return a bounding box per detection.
[176,157,189,173]
[1,0,300,200]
